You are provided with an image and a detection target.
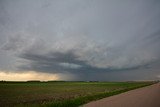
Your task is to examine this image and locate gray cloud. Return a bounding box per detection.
[0,0,160,80]
[17,49,152,75]
[18,51,85,72]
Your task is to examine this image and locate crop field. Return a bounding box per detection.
[0,81,155,107]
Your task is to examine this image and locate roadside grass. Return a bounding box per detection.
[14,82,155,107]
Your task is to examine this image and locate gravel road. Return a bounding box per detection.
[83,83,160,107]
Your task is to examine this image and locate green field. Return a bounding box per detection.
[0,81,155,107]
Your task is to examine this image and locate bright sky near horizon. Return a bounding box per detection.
[0,0,160,81]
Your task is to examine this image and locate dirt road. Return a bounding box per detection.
[83,83,160,107]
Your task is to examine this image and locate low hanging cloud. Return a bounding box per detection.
[17,41,157,74]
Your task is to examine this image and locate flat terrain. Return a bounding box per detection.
[84,83,160,107]
[0,81,154,107]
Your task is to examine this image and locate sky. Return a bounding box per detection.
[0,0,160,81]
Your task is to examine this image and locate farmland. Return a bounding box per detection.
[0,81,155,107]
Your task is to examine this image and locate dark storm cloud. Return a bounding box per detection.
[0,0,160,80]
[17,50,150,74]
[18,51,85,72]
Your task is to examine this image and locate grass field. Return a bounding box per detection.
[0,81,155,107]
